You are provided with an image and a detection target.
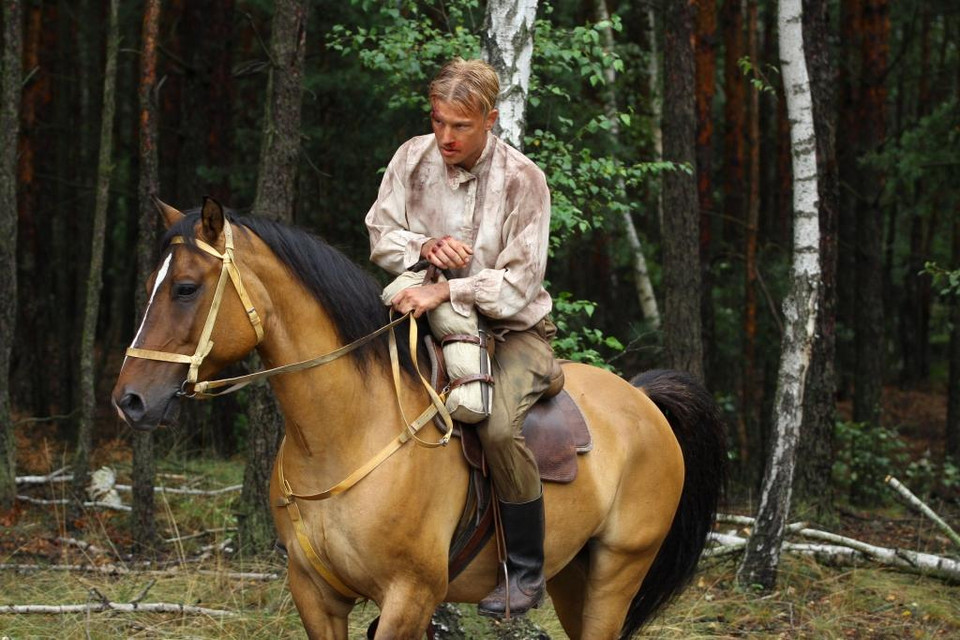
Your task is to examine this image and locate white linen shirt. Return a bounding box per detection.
[365,133,552,332]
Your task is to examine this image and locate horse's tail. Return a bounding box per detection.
[621,369,727,638]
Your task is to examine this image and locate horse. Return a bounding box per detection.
[112,197,726,639]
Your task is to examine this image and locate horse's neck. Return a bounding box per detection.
[254,263,423,482]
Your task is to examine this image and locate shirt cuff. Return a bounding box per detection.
[447,278,476,317]
[404,235,432,270]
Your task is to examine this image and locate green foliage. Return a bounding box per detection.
[904,453,960,496]
[737,55,780,96]
[923,261,960,298]
[832,420,909,504]
[326,1,668,369]
[550,291,623,370]
[326,0,482,114]
[866,99,960,221]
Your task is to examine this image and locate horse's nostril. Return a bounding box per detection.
[118,392,146,422]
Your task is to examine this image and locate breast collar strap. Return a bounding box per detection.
[124,219,264,386]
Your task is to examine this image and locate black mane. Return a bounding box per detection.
[163,210,414,374]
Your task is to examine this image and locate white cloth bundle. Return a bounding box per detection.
[381,271,492,423]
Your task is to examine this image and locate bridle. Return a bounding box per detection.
[123,215,455,600]
[124,219,264,393]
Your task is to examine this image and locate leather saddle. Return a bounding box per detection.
[423,335,592,581]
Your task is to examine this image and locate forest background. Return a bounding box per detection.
[0,0,958,636]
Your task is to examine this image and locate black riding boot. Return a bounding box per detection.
[477,493,546,618]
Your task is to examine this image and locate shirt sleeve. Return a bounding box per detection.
[365,143,430,276]
[448,164,551,320]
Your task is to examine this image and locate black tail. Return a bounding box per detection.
[621,369,727,638]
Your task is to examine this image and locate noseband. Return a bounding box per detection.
[122,215,455,601]
[124,219,264,391]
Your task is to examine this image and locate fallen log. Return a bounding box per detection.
[709,514,960,583]
[797,527,960,582]
[0,563,278,581]
[0,602,236,617]
[885,476,960,549]
[16,495,131,512]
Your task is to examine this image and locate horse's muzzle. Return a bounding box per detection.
[112,385,179,431]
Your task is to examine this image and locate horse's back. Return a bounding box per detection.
[548,363,684,540]
[447,362,684,601]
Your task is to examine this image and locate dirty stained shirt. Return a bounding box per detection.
[365,133,552,333]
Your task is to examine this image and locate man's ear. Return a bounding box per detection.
[153,196,185,229]
[485,108,499,132]
[200,196,225,243]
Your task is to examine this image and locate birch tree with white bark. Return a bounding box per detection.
[594,0,661,329]
[482,0,538,150]
[736,0,821,591]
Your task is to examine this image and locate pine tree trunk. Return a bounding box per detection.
[661,0,704,381]
[73,0,120,511]
[850,0,888,507]
[796,0,839,512]
[482,0,538,150]
[742,0,761,468]
[695,0,717,380]
[132,0,163,553]
[0,0,23,509]
[595,0,660,329]
[835,0,861,400]
[737,0,820,591]
[722,0,746,249]
[722,0,749,461]
[948,218,960,463]
[240,0,308,556]
[13,4,43,415]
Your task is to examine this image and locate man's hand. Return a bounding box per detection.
[422,235,473,269]
[391,282,451,318]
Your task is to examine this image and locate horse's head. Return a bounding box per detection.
[112,197,266,430]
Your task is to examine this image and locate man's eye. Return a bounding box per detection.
[173,282,199,298]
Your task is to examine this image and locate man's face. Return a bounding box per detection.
[431,98,498,171]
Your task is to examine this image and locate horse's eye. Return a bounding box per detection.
[173,282,199,299]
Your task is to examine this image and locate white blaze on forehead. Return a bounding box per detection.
[125,252,173,355]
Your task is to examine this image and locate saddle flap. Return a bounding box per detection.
[457,388,590,484]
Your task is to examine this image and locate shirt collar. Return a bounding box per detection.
[443,134,496,190]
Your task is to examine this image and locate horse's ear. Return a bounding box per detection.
[200,196,225,243]
[153,196,184,229]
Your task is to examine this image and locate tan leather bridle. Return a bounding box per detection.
[124,219,264,392]
[124,216,454,600]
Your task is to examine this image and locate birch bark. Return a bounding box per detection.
[736,0,821,591]
[595,0,660,329]
[482,0,538,150]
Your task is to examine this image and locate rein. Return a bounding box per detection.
[126,217,455,600]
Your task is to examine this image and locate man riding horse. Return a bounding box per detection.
[365,58,556,618]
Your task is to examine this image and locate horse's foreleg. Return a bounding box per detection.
[371,581,442,640]
[287,558,352,640]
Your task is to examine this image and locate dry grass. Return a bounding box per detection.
[2,543,957,638]
[3,456,959,639]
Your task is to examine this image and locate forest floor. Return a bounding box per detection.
[2,387,958,638]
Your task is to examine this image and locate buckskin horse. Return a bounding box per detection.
[112,197,725,639]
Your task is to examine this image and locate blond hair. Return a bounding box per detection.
[429,58,500,117]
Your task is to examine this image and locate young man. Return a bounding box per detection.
[365,58,556,617]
